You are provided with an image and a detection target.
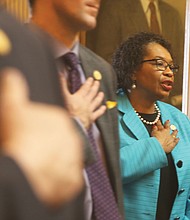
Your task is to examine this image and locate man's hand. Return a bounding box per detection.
[60,75,106,129]
[0,68,84,206]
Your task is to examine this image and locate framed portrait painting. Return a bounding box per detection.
[86,0,186,111]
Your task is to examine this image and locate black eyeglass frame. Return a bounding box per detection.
[141,58,179,74]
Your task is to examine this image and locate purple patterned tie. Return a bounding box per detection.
[62,52,81,93]
[62,52,121,220]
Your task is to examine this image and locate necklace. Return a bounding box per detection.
[134,103,161,125]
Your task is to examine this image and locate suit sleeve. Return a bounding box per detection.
[72,119,96,167]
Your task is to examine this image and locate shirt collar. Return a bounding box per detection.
[48,35,79,59]
[140,0,159,13]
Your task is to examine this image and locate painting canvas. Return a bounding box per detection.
[86,0,186,110]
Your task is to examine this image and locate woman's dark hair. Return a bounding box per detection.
[112,32,173,93]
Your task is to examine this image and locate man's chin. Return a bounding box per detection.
[81,17,97,31]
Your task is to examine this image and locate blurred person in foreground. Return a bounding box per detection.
[0,69,83,220]
[0,7,84,220]
[112,32,190,220]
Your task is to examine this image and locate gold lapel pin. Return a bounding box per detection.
[93,70,102,80]
[106,101,117,109]
[0,29,11,56]
[170,124,177,131]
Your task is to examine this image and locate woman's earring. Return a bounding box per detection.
[131,81,136,89]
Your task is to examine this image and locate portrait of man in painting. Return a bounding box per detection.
[86,0,186,110]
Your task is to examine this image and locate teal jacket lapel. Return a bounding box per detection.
[117,94,150,140]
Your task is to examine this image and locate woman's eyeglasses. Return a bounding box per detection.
[141,58,179,74]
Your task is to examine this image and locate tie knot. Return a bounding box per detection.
[62,52,79,70]
[149,1,156,12]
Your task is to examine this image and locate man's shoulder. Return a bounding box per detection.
[80,45,110,65]
[79,45,117,90]
[79,45,111,66]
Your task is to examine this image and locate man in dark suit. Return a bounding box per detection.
[29,0,124,219]
[86,0,184,109]
[0,7,84,220]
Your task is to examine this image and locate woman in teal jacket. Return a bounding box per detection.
[112,32,190,220]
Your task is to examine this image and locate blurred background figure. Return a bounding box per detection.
[86,0,185,109]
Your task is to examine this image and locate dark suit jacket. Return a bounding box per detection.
[86,0,184,105]
[79,45,124,218]
[0,8,84,220]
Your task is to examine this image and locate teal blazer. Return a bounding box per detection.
[117,93,190,220]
